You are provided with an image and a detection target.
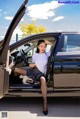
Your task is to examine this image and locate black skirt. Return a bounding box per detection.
[26,67,45,81]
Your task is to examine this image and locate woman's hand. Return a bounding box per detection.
[29,63,36,68]
[45,40,53,46]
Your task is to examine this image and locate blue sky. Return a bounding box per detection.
[0,0,80,39]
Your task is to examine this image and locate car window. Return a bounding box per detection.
[62,34,80,52]
[27,47,36,56]
[11,36,56,56]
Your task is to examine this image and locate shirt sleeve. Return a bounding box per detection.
[46,51,51,57]
[32,54,35,63]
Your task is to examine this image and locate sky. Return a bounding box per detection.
[0,0,80,40]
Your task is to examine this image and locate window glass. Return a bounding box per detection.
[11,36,56,56]
[62,34,80,52]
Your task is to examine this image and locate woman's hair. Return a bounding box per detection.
[36,40,45,53]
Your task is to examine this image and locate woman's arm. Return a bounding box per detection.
[45,40,53,46]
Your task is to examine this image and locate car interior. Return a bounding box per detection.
[9,36,56,89]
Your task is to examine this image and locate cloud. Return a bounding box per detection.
[27,1,64,20]
[0,36,4,38]
[53,16,64,22]
[0,9,2,12]
[4,16,24,21]
[4,12,7,14]
[5,16,13,20]
[5,26,8,29]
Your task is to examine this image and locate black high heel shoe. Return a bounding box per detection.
[43,109,48,115]
[42,101,48,115]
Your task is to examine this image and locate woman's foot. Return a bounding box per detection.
[43,109,48,115]
[43,100,48,115]
[5,60,15,75]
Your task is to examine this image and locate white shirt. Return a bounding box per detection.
[32,51,50,74]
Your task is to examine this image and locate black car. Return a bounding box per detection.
[0,0,80,99]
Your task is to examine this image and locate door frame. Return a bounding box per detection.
[0,0,28,99]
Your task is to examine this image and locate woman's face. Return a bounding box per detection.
[38,42,46,53]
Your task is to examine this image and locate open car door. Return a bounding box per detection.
[0,0,28,99]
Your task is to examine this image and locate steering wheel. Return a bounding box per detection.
[20,49,29,66]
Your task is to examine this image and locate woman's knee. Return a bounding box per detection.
[14,68,26,75]
[40,76,46,83]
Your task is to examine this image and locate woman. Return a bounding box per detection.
[12,40,52,115]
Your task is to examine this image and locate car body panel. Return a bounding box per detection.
[54,33,80,88]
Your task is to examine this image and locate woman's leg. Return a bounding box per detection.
[14,68,26,75]
[40,76,47,111]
